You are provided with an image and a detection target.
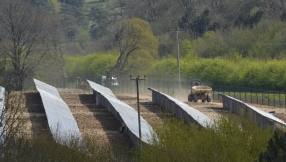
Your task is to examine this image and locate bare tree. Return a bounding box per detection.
[0,0,60,90]
[0,88,26,156]
[106,22,141,83]
[106,18,158,86]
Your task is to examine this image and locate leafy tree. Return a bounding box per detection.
[58,0,83,8]
[106,18,158,86]
[281,11,286,22]
[50,0,61,13]
[259,130,286,162]
[146,58,177,77]
[179,9,211,38]
[65,52,117,79]
[119,0,170,22]
[187,31,227,58]
[178,7,196,31]
[88,7,109,40]
[158,44,173,58]
[59,3,88,40]
[76,30,91,50]
[208,21,220,31]
[31,0,61,13]
[190,9,210,37]
[234,10,264,28]
[0,0,61,90]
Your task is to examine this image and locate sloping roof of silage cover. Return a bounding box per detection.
[149,87,213,127]
[225,94,286,126]
[0,87,5,145]
[87,80,116,98]
[87,80,156,144]
[107,96,153,143]
[33,79,61,98]
[34,79,83,144]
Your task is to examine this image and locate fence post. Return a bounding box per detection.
[218,85,220,100]
[251,88,252,103]
[279,91,281,108]
[268,90,270,106]
[234,87,236,98]
[239,87,241,100]
[262,89,264,105]
[168,80,169,94]
[274,92,276,107]
[245,88,246,103]
[256,90,258,104]
[163,80,164,93]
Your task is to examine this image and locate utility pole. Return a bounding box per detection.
[130,75,145,149]
[170,28,184,89]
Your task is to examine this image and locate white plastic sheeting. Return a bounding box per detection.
[34,79,83,145]
[0,87,5,145]
[148,87,214,128]
[87,80,156,146]
[220,93,286,128]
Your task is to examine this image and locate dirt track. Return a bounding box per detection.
[20,89,286,153]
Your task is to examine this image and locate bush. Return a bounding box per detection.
[259,130,286,162]
[136,115,273,162]
[65,52,117,79]
[148,57,286,90]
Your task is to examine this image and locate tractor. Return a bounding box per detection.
[188,79,212,102]
[75,77,87,89]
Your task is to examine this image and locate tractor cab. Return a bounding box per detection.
[102,76,119,87]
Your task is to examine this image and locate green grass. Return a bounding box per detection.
[0,105,275,161]
[136,115,273,162]
[0,134,132,162]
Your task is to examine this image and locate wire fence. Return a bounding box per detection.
[212,85,286,108]
[34,77,286,108]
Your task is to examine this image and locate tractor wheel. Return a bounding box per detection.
[201,94,206,102]
[188,94,193,102]
[193,94,198,102]
[207,94,212,102]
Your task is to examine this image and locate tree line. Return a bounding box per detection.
[2,0,286,90]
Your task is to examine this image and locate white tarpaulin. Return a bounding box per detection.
[0,87,5,145]
[87,80,156,146]
[34,79,83,145]
[148,87,214,128]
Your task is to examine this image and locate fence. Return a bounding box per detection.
[33,77,286,108]
[219,93,286,130]
[212,85,286,108]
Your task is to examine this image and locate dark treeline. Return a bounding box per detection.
[30,0,286,58]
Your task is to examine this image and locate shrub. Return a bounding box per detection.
[136,115,273,162]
